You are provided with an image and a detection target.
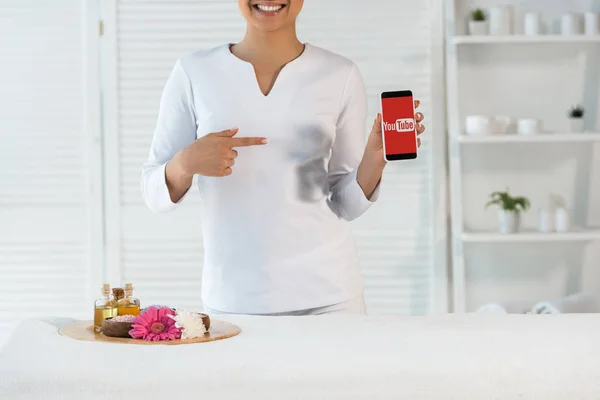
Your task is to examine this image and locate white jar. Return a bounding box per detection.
[538,208,554,233]
[524,12,541,36]
[555,208,571,233]
[585,12,599,35]
[517,118,542,135]
[465,115,492,136]
[490,6,514,35]
[561,13,582,35]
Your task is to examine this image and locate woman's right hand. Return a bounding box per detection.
[164,128,267,203]
[173,128,267,178]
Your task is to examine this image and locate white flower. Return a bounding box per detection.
[169,310,207,339]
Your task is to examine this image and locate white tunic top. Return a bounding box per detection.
[141,43,379,314]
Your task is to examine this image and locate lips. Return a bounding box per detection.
[251,2,287,15]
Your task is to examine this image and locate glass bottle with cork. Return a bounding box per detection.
[117,283,141,316]
[93,284,117,332]
[112,287,125,305]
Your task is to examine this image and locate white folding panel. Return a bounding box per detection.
[0,0,99,346]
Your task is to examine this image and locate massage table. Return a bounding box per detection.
[1,314,599,399]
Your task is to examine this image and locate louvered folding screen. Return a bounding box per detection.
[107,0,436,314]
[0,0,93,346]
[298,2,435,314]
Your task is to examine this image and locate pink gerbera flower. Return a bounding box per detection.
[129,306,182,341]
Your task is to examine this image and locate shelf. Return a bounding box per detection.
[458,133,600,144]
[462,229,600,243]
[453,35,600,45]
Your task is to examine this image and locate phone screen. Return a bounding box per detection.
[380,91,418,161]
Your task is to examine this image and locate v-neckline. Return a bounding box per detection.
[226,43,310,98]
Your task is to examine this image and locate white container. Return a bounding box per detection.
[517,118,542,135]
[492,116,515,134]
[524,12,542,36]
[490,6,514,35]
[498,209,520,234]
[561,13,582,35]
[538,208,554,233]
[584,12,599,35]
[555,208,570,233]
[469,20,489,35]
[569,118,585,133]
[465,115,492,136]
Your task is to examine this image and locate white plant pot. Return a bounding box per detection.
[585,12,600,35]
[469,21,488,35]
[498,210,520,234]
[569,118,585,133]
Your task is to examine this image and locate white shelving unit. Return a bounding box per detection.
[458,133,600,143]
[462,229,600,243]
[453,35,600,44]
[445,0,600,313]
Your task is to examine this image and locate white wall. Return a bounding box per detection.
[452,0,600,311]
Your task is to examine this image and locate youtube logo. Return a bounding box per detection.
[395,118,415,132]
[383,118,415,132]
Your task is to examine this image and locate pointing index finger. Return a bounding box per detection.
[229,137,268,147]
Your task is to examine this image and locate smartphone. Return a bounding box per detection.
[380,90,418,161]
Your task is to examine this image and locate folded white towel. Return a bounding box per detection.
[531,301,561,314]
[476,303,508,314]
[531,292,600,314]
[476,302,528,314]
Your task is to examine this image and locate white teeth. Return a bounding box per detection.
[256,4,283,12]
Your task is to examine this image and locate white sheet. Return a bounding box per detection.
[1,314,600,399]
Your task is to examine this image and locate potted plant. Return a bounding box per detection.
[567,105,585,133]
[469,9,488,35]
[486,189,530,234]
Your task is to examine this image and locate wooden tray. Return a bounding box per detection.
[59,319,241,345]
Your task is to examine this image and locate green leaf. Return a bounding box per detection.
[485,190,530,212]
[471,8,486,21]
[568,104,585,118]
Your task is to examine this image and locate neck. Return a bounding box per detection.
[234,23,304,65]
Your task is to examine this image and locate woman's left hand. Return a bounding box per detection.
[357,100,425,199]
[365,100,425,157]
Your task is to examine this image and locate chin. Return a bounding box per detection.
[252,20,290,32]
[241,1,301,32]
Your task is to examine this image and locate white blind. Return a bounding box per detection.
[109,0,435,314]
[0,0,92,345]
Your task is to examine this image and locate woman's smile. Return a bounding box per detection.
[251,1,288,16]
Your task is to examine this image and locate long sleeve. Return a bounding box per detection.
[141,59,198,213]
[327,63,380,221]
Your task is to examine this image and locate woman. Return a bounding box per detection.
[141,0,425,316]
